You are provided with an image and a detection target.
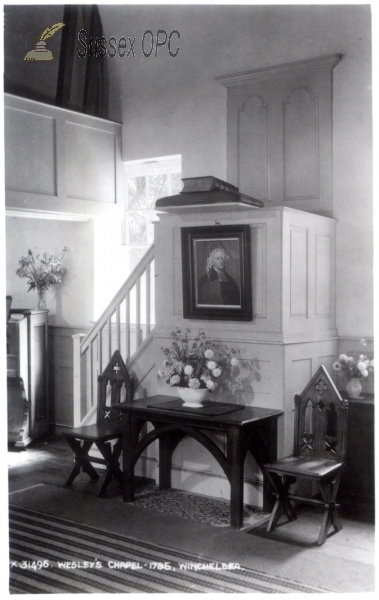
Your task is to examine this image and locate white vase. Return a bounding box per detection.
[37,289,46,310]
[176,386,208,408]
[345,378,363,399]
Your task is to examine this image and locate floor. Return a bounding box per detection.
[7,434,376,593]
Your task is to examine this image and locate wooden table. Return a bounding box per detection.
[115,395,282,529]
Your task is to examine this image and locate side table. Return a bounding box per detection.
[115,395,283,530]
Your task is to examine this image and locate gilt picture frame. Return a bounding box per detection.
[181,225,252,321]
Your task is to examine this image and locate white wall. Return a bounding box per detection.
[333,33,373,337]
[6,217,94,328]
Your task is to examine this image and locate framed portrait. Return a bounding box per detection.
[181,225,252,321]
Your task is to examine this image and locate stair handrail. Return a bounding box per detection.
[80,243,155,355]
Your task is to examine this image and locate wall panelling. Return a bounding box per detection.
[4,94,123,219]
[284,86,319,200]
[5,107,57,196]
[65,122,116,203]
[238,95,269,200]
[217,54,341,215]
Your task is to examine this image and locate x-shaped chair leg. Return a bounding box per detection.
[317,473,342,545]
[64,439,99,487]
[96,438,124,497]
[266,472,297,532]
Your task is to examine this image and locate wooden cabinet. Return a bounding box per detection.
[339,394,375,512]
[7,309,49,447]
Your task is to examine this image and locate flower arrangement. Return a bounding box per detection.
[16,248,67,293]
[332,353,374,381]
[158,328,259,393]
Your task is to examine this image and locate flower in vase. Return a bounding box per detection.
[333,353,374,380]
[16,248,67,294]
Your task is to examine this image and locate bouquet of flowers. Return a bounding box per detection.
[16,248,67,292]
[332,353,374,380]
[158,328,240,392]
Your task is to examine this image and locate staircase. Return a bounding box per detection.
[72,245,155,427]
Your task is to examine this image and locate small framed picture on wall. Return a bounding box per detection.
[181,224,252,321]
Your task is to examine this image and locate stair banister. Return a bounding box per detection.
[80,244,155,354]
[72,244,155,426]
[72,333,86,426]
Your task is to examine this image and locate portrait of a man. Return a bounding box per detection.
[197,246,240,307]
[181,225,252,321]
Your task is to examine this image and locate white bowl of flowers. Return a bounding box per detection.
[158,328,239,407]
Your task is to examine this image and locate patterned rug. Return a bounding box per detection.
[9,505,329,593]
[130,486,268,527]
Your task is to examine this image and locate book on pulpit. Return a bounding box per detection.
[180,176,239,194]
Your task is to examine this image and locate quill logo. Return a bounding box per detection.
[24,23,65,61]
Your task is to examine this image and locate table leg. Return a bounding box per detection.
[122,413,135,502]
[159,430,186,490]
[228,426,244,529]
[159,433,172,490]
[262,418,278,513]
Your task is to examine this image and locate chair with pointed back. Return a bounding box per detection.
[62,350,134,497]
[264,365,348,545]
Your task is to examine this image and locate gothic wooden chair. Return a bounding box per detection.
[62,350,134,496]
[263,365,348,545]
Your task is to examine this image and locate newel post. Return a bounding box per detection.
[72,333,86,427]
